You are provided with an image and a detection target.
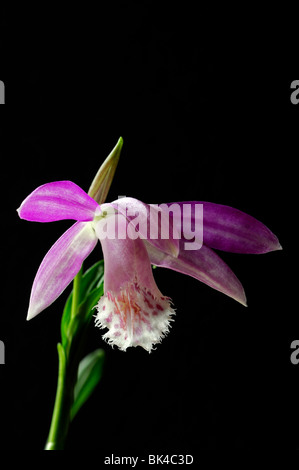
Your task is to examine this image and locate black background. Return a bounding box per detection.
[0,2,298,455]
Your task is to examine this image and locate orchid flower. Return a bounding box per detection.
[18,141,281,353]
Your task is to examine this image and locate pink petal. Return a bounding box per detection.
[109,197,180,258]
[145,240,247,306]
[168,201,281,254]
[27,221,98,320]
[18,181,99,222]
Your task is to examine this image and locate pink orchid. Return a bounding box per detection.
[17,164,281,353]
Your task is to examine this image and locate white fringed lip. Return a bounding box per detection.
[95,281,175,353]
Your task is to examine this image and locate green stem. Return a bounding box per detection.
[45,268,83,450]
[45,344,69,450]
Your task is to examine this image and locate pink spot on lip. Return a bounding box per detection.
[156,304,164,311]
[102,305,106,311]
[152,310,158,316]
[106,313,112,323]
[144,297,154,309]
[114,331,121,337]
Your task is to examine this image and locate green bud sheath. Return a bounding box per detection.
[88,137,123,204]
